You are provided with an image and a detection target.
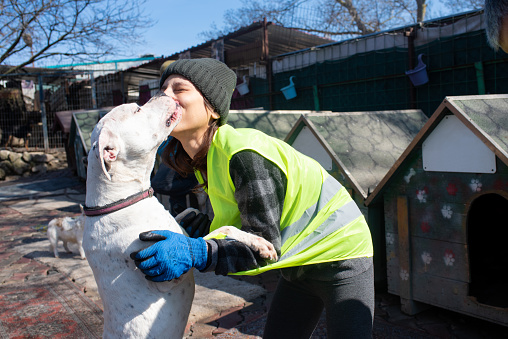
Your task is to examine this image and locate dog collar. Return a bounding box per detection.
[83,187,154,217]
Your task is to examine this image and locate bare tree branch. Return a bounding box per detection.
[200,0,421,42]
[0,0,153,74]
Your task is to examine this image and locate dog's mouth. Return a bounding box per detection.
[166,102,182,127]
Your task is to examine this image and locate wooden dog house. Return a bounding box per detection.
[227,109,309,139]
[68,108,111,179]
[365,95,508,326]
[284,110,428,286]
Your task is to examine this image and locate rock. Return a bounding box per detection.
[32,153,54,163]
[48,159,61,169]
[12,158,30,175]
[8,152,22,163]
[32,164,48,174]
[0,150,10,161]
[0,168,5,180]
[22,152,32,162]
[0,160,14,175]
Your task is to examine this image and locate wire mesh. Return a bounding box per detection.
[0,69,118,150]
[255,10,508,117]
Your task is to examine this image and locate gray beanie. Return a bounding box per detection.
[159,58,237,126]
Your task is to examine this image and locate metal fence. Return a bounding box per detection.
[248,10,508,118]
[0,69,121,151]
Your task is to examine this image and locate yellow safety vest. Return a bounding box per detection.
[196,125,373,275]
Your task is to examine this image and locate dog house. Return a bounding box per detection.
[284,110,428,286]
[228,109,316,139]
[68,108,110,180]
[365,95,508,325]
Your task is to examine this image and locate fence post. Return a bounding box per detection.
[90,71,98,109]
[38,75,49,152]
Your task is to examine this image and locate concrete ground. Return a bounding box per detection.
[1,168,508,338]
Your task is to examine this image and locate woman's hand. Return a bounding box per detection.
[178,211,211,238]
[130,230,208,282]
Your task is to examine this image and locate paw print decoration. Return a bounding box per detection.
[416,187,428,203]
[421,251,432,265]
[469,179,482,192]
[443,249,455,266]
[385,233,394,245]
[441,205,453,219]
[400,268,409,281]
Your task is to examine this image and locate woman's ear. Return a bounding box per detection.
[211,111,220,120]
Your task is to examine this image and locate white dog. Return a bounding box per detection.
[47,205,86,260]
[83,93,276,339]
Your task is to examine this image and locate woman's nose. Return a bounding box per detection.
[162,89,177,101]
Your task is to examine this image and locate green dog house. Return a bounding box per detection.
[284,110,428,286]
[366,95,508,326]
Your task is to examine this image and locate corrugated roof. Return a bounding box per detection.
[168,21,334,68]
[286,110,428,199]
[365,94,508,206]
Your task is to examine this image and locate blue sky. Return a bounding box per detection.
[141,0,243,58]
[136,0,460,60]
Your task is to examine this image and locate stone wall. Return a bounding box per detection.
[0,149,67,180]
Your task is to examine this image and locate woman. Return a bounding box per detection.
[131,58,375,338]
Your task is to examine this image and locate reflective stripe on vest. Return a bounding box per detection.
[280,176,361,260]
[198,125,373,275]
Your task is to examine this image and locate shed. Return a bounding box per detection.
[284,110,428,286]
[365,94,508,326]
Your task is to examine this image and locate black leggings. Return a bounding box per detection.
[263,258,374,339]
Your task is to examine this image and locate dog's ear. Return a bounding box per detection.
[98,126,121,181]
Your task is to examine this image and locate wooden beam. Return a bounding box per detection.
[397,195,431,315]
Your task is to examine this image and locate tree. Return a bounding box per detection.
[201,0,483,42]
[201,0,421,41]
[0,0,152,75]
[439,0,483,17]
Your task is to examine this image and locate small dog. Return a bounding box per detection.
[47,205,86,260]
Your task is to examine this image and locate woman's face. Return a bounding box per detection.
[162,74,219,140]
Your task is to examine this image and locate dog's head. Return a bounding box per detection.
[89,93,181,181]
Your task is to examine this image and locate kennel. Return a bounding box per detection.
[365,94,508,326]
[284,109,428,286]
[68,108,111,180]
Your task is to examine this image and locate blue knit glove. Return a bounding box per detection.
[130,230,208,282]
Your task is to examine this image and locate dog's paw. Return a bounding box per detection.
[251,237,278,261]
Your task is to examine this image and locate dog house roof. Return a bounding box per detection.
[285,110,427,199]
[228,110,321,140]
[365,94,508,206]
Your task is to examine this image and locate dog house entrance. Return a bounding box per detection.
[467,193,508,308]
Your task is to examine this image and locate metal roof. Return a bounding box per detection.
[84,21,333,95]
[285,110,428,199]
[165,21,334,68]
[365,94,508,206]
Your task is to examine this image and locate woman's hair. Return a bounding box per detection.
[162,97,218,188]
[485,0,508,51]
